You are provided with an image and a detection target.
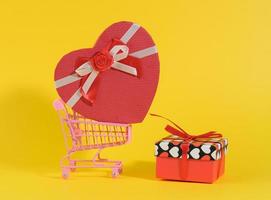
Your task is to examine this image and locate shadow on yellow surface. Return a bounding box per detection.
[41,160,156,180]
[124,160,156,180]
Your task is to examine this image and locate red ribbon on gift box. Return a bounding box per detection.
[151,113,223,180]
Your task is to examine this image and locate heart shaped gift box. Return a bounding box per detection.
[54,21,159,123]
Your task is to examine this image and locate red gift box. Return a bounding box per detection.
[152,114,228,183]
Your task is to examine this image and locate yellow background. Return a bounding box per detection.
[0,0,271,199]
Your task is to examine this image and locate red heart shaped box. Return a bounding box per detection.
[54,21,159,123]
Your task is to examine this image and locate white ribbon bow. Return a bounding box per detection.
[74,44,137,97]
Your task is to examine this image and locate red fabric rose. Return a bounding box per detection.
[91,51,113,72]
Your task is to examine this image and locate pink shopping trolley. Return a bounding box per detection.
[53,99,131,179]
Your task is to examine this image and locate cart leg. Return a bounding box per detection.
[62,167,70,179]
[112,168,120,178]
[69,160,76,172]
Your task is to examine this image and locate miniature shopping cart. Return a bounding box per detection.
[53,99,132,179]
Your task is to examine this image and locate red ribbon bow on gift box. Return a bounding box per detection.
[151,113,223,179]
[150,113,222,141]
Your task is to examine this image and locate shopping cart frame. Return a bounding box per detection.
[53,99,132,179]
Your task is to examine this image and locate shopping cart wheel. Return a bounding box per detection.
[69,160,76,172]
[112,168,119,178]
[62,168,70,179]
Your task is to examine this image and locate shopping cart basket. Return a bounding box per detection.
[53,99,132,179]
